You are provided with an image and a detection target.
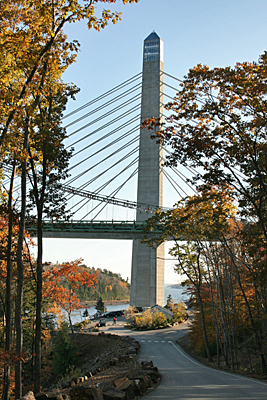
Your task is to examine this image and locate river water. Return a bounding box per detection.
[69,284,188,324]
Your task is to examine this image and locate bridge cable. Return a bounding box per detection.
[73,167,139,221]
[66,95,141,140]
[66,105,141,149]
[64,83,142,129]
[67,143,139,187]
[67,157,139,210]
[88,168,139,221]
[69,127,138,171]
[66,149,139,206]
[63,72,142,120]
[71,119,140,159]
[66,137,139,186]
[162,168,185,199]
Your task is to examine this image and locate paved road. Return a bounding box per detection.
[96,317,267,400]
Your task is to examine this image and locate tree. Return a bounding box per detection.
[95,297,106,314]
[43,260,97,338]
[1,1,139,396]
[165,294,173,310]
[143,52,267,243]
[142,53,267,372]
[143,187,236,362]
[82,309,89,318]
[26,84,75,392]
[52,322,77,378]
[0,0,140,153]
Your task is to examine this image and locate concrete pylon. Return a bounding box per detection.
[130,32,164,308]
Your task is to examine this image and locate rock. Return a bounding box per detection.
[96,383,114,391]
[143,368,160,383]
[91,389,104,400]
[132,379,147,397]
[102,388,125,400]
[142,375,152,389]
[70,387,103,400]
[141,361,153,369]
[131,374,152,391]
[22,392,36,400]
[114,378,135,400]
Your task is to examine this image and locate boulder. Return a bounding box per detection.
[141,361,153,369]
[132,379,147,397]
[70,387,103,400]
[22,392,36,400]
[102,388,125,400]
[142,368,160,383]
[114,378,135,400]
[96,383,125,400]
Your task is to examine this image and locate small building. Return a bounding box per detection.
[150,305,173,319]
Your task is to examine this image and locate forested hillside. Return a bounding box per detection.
[70,266,130,301]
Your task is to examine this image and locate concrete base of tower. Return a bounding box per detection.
[130,239,165,308]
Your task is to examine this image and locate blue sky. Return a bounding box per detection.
[41,0,267,284]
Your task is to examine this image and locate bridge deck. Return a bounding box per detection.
[27,220,162,240]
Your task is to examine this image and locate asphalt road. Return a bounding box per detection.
[97,316,267,400]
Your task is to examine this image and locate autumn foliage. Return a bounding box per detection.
[43,260,98,332]
[1,1,140,398]
[143,52,267,376]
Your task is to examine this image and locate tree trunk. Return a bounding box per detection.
[196,284,212,362]
[28,142,47,393]
[2,163,16,400]
[34,209,43,393]
[15,125,29,399]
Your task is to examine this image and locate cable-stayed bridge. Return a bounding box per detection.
[46,70,196,230]
[23,32,198,307]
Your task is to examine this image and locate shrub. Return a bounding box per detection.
[53,322,77,377]
[152,311,167,328]
[128,308,167,330]
[172,302,187,323]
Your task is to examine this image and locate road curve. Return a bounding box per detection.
[101,317,267,400]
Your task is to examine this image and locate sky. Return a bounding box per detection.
[40,0,267,284]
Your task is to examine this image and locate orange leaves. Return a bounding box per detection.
[0,0,140,152]
[43,259,98,314]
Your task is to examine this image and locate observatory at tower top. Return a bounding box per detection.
[143,31,163,63]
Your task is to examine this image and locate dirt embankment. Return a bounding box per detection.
[178,334,267,382]
[30,332,160,400]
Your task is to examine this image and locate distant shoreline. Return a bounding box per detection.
[81,299,130,307]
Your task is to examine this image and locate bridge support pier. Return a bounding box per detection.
[130,32,165,308]
[130,240,164,307]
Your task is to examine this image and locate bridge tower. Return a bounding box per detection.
[130,32,164,308]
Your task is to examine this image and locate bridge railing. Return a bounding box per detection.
[26,220,163,234]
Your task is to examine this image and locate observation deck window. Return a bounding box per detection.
[144,39,160,62]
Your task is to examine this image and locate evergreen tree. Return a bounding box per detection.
[95,297,106,314]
